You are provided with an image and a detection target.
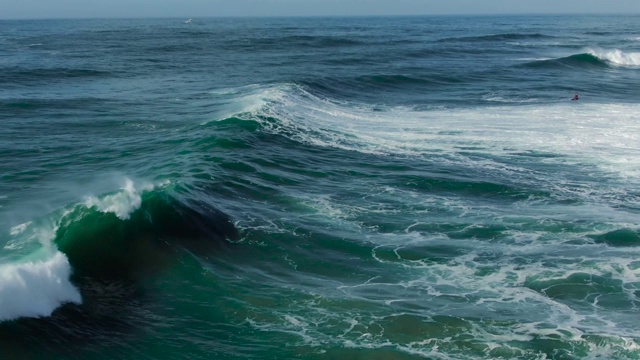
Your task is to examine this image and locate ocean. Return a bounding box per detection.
[1,14,640,359]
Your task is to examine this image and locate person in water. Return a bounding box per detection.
[571,93,579,101]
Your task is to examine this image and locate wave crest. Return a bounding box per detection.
[588,48,640,67]
[84,179,155,220]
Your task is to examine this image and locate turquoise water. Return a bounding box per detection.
[1,15,640,359]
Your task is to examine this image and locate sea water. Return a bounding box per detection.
[1,15,640,359]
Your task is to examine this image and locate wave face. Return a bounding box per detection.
[56,183,238,279]
[2,14,640,359]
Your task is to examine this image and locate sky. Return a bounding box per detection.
[2,0,640,19]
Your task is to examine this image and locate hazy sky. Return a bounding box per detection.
[2,0,640,19]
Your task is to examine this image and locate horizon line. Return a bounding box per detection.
[1,12,639,21]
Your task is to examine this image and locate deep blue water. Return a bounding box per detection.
[1,15,640,359]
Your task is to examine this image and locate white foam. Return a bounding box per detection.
[240,248,640,357]
[227,84,640,355]
[9,222,31,236]
[588,48,640,67]
[84,178,155,220]
[0,251,81,322]
[245,84,640,186]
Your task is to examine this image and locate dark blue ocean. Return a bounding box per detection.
[1,15,640,359]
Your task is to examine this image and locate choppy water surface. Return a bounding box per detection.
[1,15,640,359]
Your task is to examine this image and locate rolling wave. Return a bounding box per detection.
[523,53,608,69]
[522,49,640,69]
[57,186,237,280]
[0,179,238,322]
[236,83,637,154]
[215,82,640,200]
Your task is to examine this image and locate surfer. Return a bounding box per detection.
[571,93,579,101]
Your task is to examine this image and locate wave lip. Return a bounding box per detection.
[83,179,154,220]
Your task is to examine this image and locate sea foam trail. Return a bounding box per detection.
[0,251,81,322]
[245,84,640,180]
